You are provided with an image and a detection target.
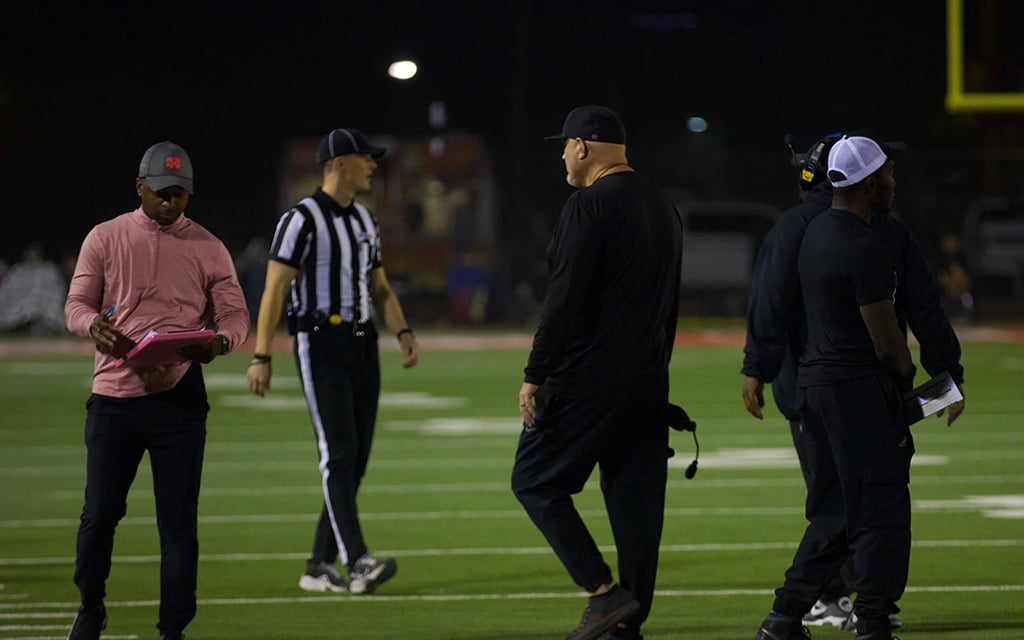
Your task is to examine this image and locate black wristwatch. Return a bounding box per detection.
[217,334,230,355]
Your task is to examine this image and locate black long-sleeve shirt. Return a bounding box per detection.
[742,182,963,419]
[525,172,683,406]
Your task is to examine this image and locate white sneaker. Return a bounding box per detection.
[348,554,398,595]
[803,597,853,627]
[298,560,348,592]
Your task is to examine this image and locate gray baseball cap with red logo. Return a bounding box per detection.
[139,141,194,194]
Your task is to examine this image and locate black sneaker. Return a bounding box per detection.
[844,611,902,631]
[67,605,107,640]
[298,560,348,593]
[754,614,812,640]
[565,585,641,640]
[597,624,644,640]
[348,554,398,594]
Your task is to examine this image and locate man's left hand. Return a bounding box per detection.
[180,336,223,364]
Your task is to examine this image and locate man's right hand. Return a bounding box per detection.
[89,312,133,358]
[742,375,765,419]
[248,361,272,397]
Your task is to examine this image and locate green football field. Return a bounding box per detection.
[1,331,1022,639]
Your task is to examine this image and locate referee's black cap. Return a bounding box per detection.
[139,141,194,194]
[317,128,387,164]
[545,105,627,144]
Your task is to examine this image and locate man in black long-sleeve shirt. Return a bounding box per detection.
[748,133,965,640]
[742,132,965,630]
[511,105,683,640]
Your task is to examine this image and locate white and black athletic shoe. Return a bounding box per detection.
[298,560,348,593]
[348,554,398,594]
[803,597,853,627]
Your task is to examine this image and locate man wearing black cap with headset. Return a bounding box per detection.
[744,131,965,639]
[511,105,684,640]
[248,128,420,596]
[750,133,965,640]
[65,141,250,639]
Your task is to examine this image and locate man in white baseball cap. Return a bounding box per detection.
[753,128,928,640]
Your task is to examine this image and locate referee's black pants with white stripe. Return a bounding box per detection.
[74,363,208,637]
[511,395,668,628]
[773,373,913,633]
[295,323,380,568]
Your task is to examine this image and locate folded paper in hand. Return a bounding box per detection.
[903,371,962,425]
[113,329,215,368]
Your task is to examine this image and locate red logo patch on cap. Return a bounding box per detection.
[165,156,182,171]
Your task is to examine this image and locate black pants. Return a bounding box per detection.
[74,364,208,637]
[789,418,854,602]
[294,323,380,567]
[511,394,668,627]
[774,374,913,630]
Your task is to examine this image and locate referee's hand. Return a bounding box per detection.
[399,332,420,368]
[248,361,272,397]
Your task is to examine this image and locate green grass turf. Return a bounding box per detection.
[1,335,1022,639]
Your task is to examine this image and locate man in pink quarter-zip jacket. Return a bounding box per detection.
[64,141,249,640]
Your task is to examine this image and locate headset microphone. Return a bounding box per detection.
[668,403,699,479]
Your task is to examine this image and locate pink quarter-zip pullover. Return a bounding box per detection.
[66,208,250,397]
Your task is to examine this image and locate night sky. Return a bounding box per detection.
[1,1,1018,269]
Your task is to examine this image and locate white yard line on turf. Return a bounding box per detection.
[3,585,1024,611]
[2,539,1021,567]
[7,496,1024,530]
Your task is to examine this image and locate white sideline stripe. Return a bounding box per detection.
[5,498,1022,529]
[3,585,1023,611]
[2,539,1020,567]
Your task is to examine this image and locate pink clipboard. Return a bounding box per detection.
[113,329,215,368]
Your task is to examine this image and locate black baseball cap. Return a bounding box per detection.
[316,128,387,164]
[139,141,194,194]
[545,105,627,144]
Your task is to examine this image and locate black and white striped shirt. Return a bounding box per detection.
[269,188,382,323]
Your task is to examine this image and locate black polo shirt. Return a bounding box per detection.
[797,208,896,387]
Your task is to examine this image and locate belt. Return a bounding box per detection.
[287,311,370,336]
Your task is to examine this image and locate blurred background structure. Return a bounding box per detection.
[2,0,1023,327]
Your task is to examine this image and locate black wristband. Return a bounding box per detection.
[396,328,414,340]
[252,353,272,363]
[218,334,230,355]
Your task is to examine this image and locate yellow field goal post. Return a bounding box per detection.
[946,0,1024,112]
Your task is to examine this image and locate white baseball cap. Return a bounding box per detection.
[827,136,890,187]
[826,131,907,188]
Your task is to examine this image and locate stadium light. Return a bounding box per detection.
[687,117,708,133]
[388,60,418,80]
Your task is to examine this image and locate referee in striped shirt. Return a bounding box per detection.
[247,128,420,595]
